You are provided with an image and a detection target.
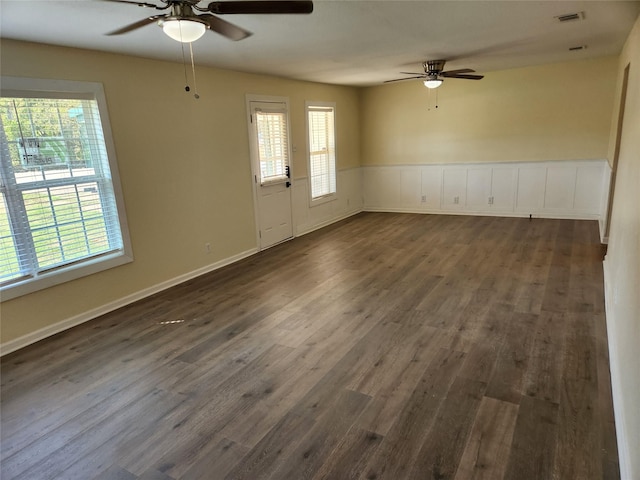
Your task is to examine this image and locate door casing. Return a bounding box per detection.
[246,94,295,250]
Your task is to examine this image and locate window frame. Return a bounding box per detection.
[0,76,133,301]
[305,101,337,206]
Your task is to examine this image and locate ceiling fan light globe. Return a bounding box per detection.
[423,78,443,89]
[162,19,206,43]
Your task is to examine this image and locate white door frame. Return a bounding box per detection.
[245,94,295,250]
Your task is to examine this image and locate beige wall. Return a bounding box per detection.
[361,56,617,165]
[0,40,361,343]
[603,15,640,479]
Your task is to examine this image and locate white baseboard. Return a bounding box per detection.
[363,206,601,221]
[0,248,258,356]
[602,258,632,479]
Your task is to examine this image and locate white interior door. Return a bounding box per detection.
[247,99,294,250]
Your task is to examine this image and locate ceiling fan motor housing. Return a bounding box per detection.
[424,59,446,74]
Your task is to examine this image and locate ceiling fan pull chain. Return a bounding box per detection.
[189,42,200,99]
[181,40,191,93]
[427,88,439,111]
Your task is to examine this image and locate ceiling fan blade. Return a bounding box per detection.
[399,72,425,76]
[440,68,475,75]
[384,76,426,83]
[100,0,163,9]
[199,14,253,41]
[106,15,164,35]
[207,1,313,15]
[441,73,484,80]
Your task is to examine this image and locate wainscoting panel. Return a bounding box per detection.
[490,167,518,212]
[516,167,547,212]
[363,159,610,220]
[575,163,608,214]
[421,166,443,209]
[400,169,422,208]
[363,167,400,209]
[466,167,493,211]
[441,168,467,210]
[544,165,577,211]
[293,167,363,236]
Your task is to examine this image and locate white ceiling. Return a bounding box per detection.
[1,0,639,86]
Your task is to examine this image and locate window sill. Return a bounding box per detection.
[0,251,133,301]
[310,193,337,207]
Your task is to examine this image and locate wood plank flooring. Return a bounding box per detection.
[0,213,619,480]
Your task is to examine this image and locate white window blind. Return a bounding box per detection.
[1,78,132,299]
[255,109,289,183]
[307,104,336,200]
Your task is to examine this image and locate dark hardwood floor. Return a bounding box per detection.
[0,213,619,480]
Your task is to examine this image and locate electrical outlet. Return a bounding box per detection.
[421,195,427,203]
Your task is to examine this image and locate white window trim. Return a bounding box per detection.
[306,101,337,207]
[0,76,133,301]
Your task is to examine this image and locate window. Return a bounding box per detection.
[254,107,289,184]
[1,77,132,300]
[307,103,336,202]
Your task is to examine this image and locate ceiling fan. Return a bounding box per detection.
[386,60,484,89]
[104,0,314,43]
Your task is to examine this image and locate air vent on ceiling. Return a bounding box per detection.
[556,12,585,22]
